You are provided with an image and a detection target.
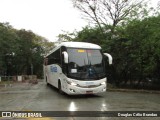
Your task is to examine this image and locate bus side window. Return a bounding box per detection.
[54,49,61,66]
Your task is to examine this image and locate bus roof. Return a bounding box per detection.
[60,42,101,49]
[45,42,101,57]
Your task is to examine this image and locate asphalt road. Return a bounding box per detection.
[0,81,160,120]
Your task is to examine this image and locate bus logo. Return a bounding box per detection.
[86,82,94,85]
[50,66,57,72]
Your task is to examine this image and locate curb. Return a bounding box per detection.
[108,88,160,94]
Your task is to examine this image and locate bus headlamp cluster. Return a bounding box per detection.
[70,82,77,86]
[101,82,106,85]
[66,80,77,86]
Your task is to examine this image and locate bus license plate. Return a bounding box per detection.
[86,91,93,94]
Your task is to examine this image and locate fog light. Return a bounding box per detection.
[102,88,106,91]
[70,89,75,93]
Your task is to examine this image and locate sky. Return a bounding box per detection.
[0,0,159,42]
[0,0,88,42]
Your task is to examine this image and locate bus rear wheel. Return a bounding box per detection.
[46,77,49,86]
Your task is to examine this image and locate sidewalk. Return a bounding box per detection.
[0,80,41,92]
[108,88,160,94]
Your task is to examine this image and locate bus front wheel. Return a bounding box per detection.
[58,81,63,94]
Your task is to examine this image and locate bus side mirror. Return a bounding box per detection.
[103,53,113,65]
[62,51,69,63]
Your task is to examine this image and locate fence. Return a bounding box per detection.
[0,75,37,84]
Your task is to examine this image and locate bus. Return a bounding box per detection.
[43,42,112,95]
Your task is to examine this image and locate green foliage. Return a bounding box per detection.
[62,15,160,89]
[107,15,160,88]
[0,23,18,75]
[0,23,54,78]
[74,26,105,44]
[124,16,160,78]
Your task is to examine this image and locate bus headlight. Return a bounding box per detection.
[101,82,106,85]
[66,80,77,86]
[70,82,77,86]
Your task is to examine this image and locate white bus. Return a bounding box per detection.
[44,42,112,95]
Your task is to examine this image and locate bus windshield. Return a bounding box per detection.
[67,48,105,80]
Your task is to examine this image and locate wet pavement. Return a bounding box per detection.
[0,81,160,120]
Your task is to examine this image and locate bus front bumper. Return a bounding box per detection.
[65,84,106,95]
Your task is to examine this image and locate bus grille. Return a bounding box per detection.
[78,84,101,88]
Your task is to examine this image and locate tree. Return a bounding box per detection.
[65,15,160,89]
[110,15,160,88]
[0,22,54,78]
[15,29,54,77]
[72,0,145,35]
[33,35,54,55]
[0,23,18,76]
[74,26,106,44]
[57,31,75,42]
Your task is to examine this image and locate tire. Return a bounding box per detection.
[58,81,63,94]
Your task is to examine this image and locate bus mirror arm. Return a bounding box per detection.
[62,51,69,64]
[103,53,113,65]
